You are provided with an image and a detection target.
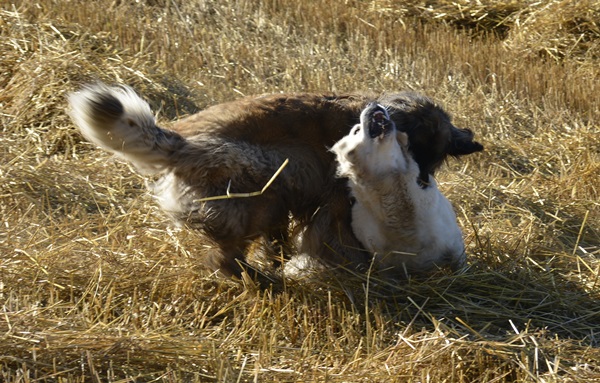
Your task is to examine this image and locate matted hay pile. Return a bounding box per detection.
[1,0,599,382]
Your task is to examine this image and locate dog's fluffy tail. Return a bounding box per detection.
[68,83,185,174]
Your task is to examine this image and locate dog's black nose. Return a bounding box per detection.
[365,102,386,115]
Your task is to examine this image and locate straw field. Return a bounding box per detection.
[1,0,599,381]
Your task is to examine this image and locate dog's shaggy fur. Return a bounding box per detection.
[68,83,482,277]
[331,103,465,275]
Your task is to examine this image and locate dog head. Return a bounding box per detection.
[379,92,483,186]
[332,103,410,179]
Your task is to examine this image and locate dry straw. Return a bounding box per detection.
[196,159,289,202]
[1,0,599,382]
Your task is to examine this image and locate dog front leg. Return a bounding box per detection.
[203,242,249,278]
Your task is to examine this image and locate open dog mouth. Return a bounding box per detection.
[367,104,392,139]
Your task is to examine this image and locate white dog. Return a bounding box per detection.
[331,103,466,275]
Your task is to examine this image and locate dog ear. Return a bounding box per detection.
[448,126,484,156]
[396,131,408,147]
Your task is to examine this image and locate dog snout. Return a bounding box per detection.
[364,104,393,139]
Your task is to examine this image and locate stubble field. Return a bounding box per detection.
[1,0,599,381]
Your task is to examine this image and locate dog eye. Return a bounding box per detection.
[352,127,361,135]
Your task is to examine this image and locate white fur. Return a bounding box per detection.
[68,84,171,174]
[283,253,324,279]
[331,104,465,275]
[148,171,198,217]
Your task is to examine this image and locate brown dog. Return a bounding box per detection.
[68,84,483,277]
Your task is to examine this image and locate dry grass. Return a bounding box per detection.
[1,0,599,381]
